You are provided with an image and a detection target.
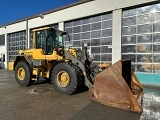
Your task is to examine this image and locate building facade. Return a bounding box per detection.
[0,0,160,85]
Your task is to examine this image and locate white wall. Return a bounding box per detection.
[0,46,5,55]
[5,21,26,34]
[0,27,7,68]
[28,0,116,28]
[112,9,122,64]
[27,0,159,29]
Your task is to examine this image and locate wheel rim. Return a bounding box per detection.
[57,71,70,87]
[17,68,25,80]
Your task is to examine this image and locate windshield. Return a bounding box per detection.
[55,30,65,46]
[47,29,69,47]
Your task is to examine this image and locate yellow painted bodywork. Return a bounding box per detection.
[17,68,25,80]
[8,62,14,71]
[68,49,77,58]
[11,47,76,79]
[20,48,64,60]
[56,71,70,87]
[32,49,45,59]
[41,63,53,78]
[32,62,53,78]
[18,47,66,79]
[8,26,78,80]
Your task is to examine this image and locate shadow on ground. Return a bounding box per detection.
[33,78,89,95]
[68,102,141,120]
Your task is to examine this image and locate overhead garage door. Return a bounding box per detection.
[122,3,160,73]
[64,13,113,64]
[8,31,26,62]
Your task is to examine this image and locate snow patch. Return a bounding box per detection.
[140,92,160,120]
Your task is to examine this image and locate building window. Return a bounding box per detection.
[64,13,113,64]
[0,34,5,45]
[122,3,160,73]
[7,31,26,62]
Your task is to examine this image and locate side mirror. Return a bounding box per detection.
[63,32,70,42]
[62,32,67,35]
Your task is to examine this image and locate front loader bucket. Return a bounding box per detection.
[89,59,143,113]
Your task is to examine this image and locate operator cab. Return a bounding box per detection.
[34,27,69,55]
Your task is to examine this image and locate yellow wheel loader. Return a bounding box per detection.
[8,27,143,113]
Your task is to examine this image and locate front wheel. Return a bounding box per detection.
[15,61,34,86]
[51,62,82,95]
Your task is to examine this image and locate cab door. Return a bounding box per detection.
[32,29,46,60]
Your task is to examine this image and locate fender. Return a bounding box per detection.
[13,55,32,70]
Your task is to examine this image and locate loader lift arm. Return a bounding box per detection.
[64,48,95,88]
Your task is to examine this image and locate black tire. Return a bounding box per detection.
[51,62,82,95]
[15,61,34,86]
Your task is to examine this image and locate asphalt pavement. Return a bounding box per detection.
[0,69,144,120]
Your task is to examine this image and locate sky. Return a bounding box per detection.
[0,0,78,26]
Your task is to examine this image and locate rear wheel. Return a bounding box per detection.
[15,61,34,86]
[51,62,82,95]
